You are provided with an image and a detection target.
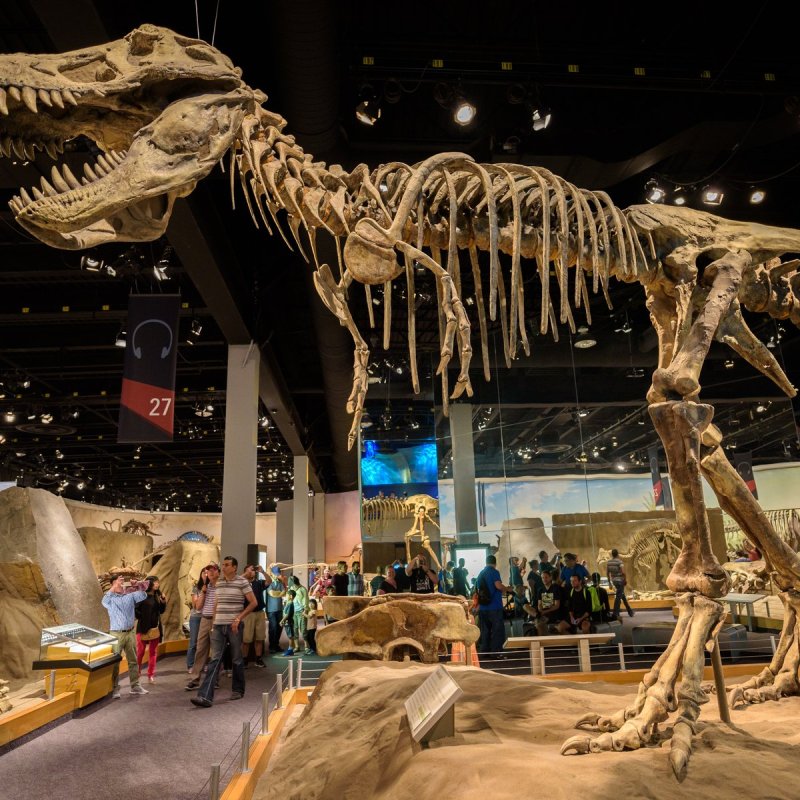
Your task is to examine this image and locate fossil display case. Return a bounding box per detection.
[33,624,119,672]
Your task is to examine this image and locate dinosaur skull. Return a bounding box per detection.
[0,25,255,248]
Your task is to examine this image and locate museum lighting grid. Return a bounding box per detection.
[0,237,296,511]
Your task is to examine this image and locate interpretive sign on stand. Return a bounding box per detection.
[404,665,463,744]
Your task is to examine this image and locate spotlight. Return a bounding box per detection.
[190,318,203,338]
[0,434,5,444]
[576,408,589,418]
[76,481,85,490]
[355,85,381,126]
[672,186,688,205]
[360,412,373,429]
[55,449,64,460]
[530,106,552,131]
[80,254,104,272]
[40,412,53,424]
[20,377,31,389]
[573,334,597,349]
[453,98,477,126]
[724,358,735,369]
[4,409,15,423]
[115,328,127,348]
[645,178,666,204]
[749,187,766,205]
[701,185,724,206]
[154,245,172,280]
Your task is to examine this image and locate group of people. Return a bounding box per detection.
[101,556,313,709]
[101,573,168,698]
[474,549,636,653]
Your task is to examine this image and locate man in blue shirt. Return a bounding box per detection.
[101,574,150,698]
[559,553,590,587]
[476,554,514,654]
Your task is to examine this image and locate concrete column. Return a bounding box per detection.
[275,499,294,567]
[449,404,478,539]
[221,344,259,567]
[293,455,311,586]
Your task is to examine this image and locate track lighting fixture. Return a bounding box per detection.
[355,84,382,126]
[573,333,597,349]
[80,254,104,272]
[701,185,724,206]
[749,187,766,205]
[190,318,203,338]
[4,409,15,423]
[433,82,477,127]
[530,105,552,131]
[115,328,127,348]
[645,178,666,204]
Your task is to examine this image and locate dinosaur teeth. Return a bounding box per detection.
[83,162,99,182]
[31,185,45,201]
[19,187,33,206]
[21,86,37,113]
[50,164,70,193]
[11,138,25,159]
[96,154,114,173]
[0,88,7,116]
[61,89,78,107]
[0,136,10,157]
[23,142,37,160]
[8,87,21,102]
[61,163,81,189]
[40,176,58,196]
[44,141,58,160]
[37,88,53,108]
[49,89,64,109]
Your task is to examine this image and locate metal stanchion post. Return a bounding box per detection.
[240,721,251,773]
[297,657,303,688]
[288,658,294,691]
[209,764,220,800]
[276,673,284,708]
[710,644,731,725]
[48,670,56,700]
[261,691,271,735]
[617,643,626,671]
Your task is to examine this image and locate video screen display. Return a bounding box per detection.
[361,439,438,498]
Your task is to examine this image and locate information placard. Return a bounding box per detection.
[404,665,463,742]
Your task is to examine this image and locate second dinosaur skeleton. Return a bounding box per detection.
[2,25,800,777]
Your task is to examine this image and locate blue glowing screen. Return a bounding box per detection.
[361,440,438,488]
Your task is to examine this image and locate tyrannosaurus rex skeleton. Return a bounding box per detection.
[2,25,800,778]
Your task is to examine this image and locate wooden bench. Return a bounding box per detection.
[504,633,616,676]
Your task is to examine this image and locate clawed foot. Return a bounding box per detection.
[561,718,658,755]
[728,684,783,707]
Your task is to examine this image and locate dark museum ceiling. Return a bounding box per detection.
[0,1,799,510]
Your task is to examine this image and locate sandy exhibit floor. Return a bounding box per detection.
[256,662,799,800]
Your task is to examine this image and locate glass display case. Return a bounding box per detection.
[33,623,120,672]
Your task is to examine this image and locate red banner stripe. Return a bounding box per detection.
[120,378,175,435]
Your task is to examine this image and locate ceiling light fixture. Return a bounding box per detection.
[701,185,724,206]
[115,328,127,348]
[80,254,104,272]
[355,84,381,126]
[573,334,597,349]
[4,409,15,423]
[190,318,203,338]
[531,105,552,131]
[749,187,766,205]
[645,178,666,204]
[40,412,53,424]
[672,186,689,206]
[453,97,477,126]
[724,358,735,368]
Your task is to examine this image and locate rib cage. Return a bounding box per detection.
[724,508,800,553]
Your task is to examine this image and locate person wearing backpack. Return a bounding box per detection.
[566,574,593,633]
[476,554,514,654]
[587,572,613,625]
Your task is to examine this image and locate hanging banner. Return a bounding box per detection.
[734,451,759,498]
[118,294,181,443]
[647,446,673,510]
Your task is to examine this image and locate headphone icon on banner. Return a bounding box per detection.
[131,319,174,360]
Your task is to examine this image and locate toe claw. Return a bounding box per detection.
[575,712,601,730]
[561,735,591,755]
[727,687,745,708]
